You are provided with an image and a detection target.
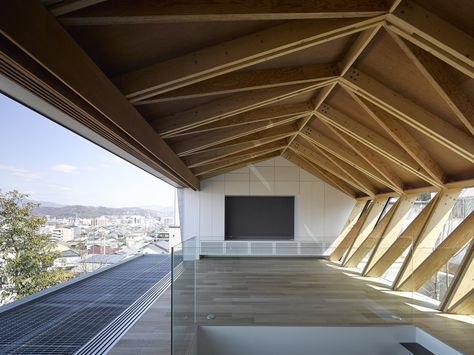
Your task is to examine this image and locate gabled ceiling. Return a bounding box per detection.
[1,0,473,197]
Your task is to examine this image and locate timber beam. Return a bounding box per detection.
[134,63,339,105]
[393,188,463,289]
[171,119,298,156]
[397,212,474,292]
[364,193,441,277]
[386,0,474,78]
[341,69,474,163]
[441,240,474,314]
[283,151,358,198]
[200,151,281,180]
[344,198,401,268]
[361,193,418,275]
[154,82,329,137]
[341,197,388,264]
[115,17,384,100]
[55,0,389,25]
[316,103,441,187]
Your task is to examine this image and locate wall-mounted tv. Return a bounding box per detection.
[225,196,294,240]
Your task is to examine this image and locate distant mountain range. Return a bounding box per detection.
[34,200,65,208]
[32,201,174,219]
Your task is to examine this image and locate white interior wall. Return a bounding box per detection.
[181,157,356,243]
[197,325,460,355]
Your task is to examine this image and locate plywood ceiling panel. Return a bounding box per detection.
[354,29,467,131]
[67,21,280,75]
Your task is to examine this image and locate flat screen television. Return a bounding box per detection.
[225,196,294,240]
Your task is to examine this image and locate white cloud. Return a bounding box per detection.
[0,164,41,181]
[51,164,78,173]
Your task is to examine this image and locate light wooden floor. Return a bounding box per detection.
[111,258,474,354]
[109,289,171,355]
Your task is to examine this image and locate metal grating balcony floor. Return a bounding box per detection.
[0,254,170,354]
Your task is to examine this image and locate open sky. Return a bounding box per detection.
[0,94,175,207]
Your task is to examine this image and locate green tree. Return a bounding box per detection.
[0,190,71,302]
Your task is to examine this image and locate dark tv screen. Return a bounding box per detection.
[225,196,294,240]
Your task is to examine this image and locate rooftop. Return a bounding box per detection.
[0,255,169,354]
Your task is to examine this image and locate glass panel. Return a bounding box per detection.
[169,237,424,352]
[417,187,474,302]
[381,192,436,283]
[172,237,197,354]
[378,197,399,221]
[355,197,400,272]
[418,242,471,303]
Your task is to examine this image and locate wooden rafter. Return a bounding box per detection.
[171,119,298,156]
[329,201,375,261]
[338,25,381,75]
[362,193,419,275]
[193,141,286,176]
[200,151,281,180]
[282,84,336,155]
[165,102,312,138]
[302,125,396,191]
[134,63,339,105]
[388,0,403,13]
[195,139,287,168]
[387,32,474,136]
[290,138,368,194]
[397,212,474,292]
[183,124,297,158]
[441,239,474,314]
[341,197,388,264]
[49,0,107,16]
[115,17,384,100]
[321,122,404,193]
[282,151,358,198]
[364,193,441,278]
[342,69,474,164]
[328,200,368,253]
[0,35,195,189]
[316,103,442,187]
[346,89,447,185]
[154,81,330,137]
[344,198,401,268]
[386,0,474,78]
[184,135,292,168]
[393,188,463,289]
[0,0,199,190]
[300,134,377,196]
[283,25,380,156]
[56,0,389,25]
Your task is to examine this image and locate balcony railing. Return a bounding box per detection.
[199,240,332,257]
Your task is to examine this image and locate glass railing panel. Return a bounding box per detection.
[417,242,471,304]
[171,238,446,353]
[199,236,335,257]
[171,237,198,355]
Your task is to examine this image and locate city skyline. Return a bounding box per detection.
[0,94,176,207]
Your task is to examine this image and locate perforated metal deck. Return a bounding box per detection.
[0,254,170,354]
